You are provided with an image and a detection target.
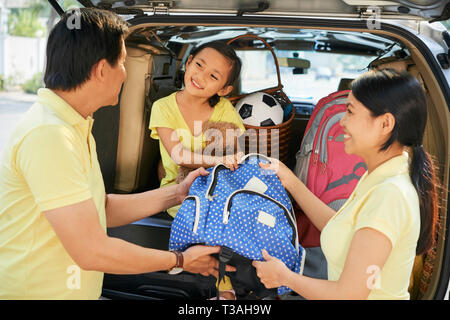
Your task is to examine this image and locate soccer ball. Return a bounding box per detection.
[235,92,284,127]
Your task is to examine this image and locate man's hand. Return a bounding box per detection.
[176,167,209,204]
[183,245,236,278]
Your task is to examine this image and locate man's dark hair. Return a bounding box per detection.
[44,8,129,91]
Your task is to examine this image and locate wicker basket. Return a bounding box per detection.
[227,34,295,163]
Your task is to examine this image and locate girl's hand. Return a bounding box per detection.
[259,157,296,191]
[252,249,291,289]
[219,151,244,171]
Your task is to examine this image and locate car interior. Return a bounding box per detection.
[91,22,449,300]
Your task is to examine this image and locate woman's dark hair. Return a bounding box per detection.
[44,8,129,91]
[189,41,242,107]
[351,68,439,255]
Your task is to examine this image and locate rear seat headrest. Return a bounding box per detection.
[337,57,414,92]
[365,56,426,93]
[337,78,353,91]
[369,57,413,72]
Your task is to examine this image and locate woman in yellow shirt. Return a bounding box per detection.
[253,69,440,299]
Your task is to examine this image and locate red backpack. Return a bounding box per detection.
[294,90,367,247]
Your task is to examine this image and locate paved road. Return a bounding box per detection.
[0,91,37,156]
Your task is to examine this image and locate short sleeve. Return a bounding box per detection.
[16,125,93,212]
[354,184,412,247]
[149,98,177,140]
[216,98,246,135]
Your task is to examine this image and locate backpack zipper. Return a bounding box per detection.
[313,112,334,166]
[299,96,347,158]
[205,164,228,200]
[222,189,298,249]
[205,153,272,200]
[183,195,201,234]
[319,112,345,166]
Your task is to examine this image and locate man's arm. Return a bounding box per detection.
[44,198,223,275]
[105,184,179,228]
[105,167,209,228]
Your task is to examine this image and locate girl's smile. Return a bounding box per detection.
[190,78,203,90]
[184,47,233,99]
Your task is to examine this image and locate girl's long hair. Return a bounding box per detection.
[351,69,440,255]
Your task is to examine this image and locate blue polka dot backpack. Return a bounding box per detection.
[169,154,305,299]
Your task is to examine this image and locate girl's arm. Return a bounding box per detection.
[253,227,392,299]
[157,127,239,169]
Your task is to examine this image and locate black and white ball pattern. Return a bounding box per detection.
[235,92,284,127]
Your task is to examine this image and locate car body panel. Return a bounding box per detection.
[68,0,450,20]
[44,0,450,300]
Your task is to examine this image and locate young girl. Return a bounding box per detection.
[149,41,245,299]
[253,69,440,300]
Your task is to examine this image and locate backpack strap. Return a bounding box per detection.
[217,246,234,300]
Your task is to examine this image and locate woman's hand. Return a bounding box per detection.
[176,167,209,203]
[183,245,236,278]
[259,157,297,191]
[252,249,291,289]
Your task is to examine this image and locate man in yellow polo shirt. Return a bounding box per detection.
[0,8,226,299]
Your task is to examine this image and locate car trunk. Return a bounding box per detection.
[48,0,450,300]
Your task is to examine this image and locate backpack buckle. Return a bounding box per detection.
[216,246,234,300]
[219,246,234,263]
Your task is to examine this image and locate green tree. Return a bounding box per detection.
[442,20,450,30]
[7,0,81,38]
[8,8,46,37]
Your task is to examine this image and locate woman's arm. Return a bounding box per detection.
[253,227,392,299]
[287,177,337,231]
[260,159,336,231]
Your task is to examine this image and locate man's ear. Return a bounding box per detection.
[217,85,233,97]
[90,58,107,82]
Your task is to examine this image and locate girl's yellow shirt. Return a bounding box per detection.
[149,92,245,218]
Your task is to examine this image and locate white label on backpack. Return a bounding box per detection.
[244,176,268,194]
[257,210,276,228]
